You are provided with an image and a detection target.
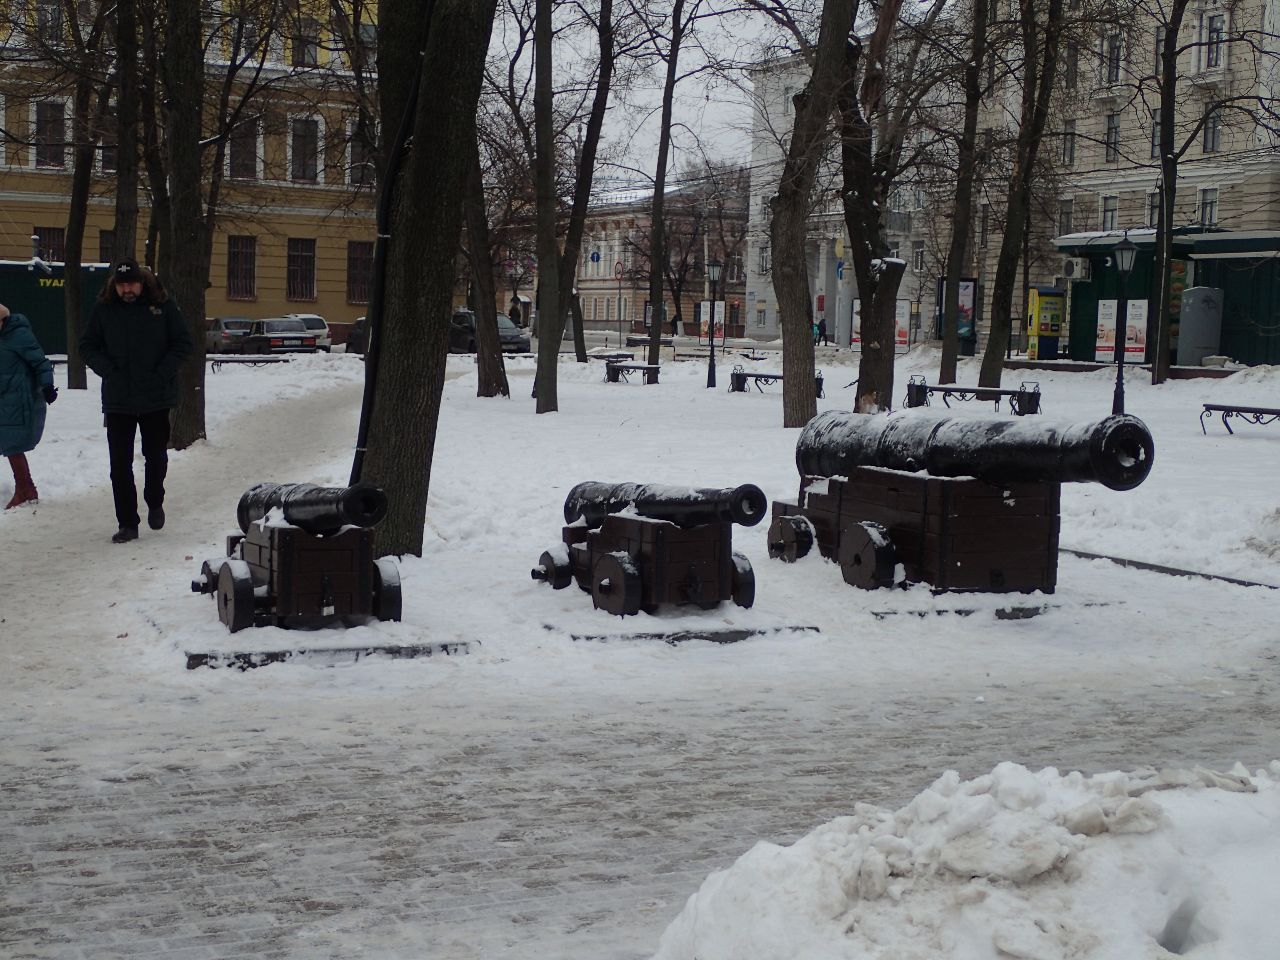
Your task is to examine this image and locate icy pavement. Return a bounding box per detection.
[3,350,1279,959]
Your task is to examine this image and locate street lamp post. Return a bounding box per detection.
[615,261,624,348]
[1111,233,1138,415]
[706,258,722,389]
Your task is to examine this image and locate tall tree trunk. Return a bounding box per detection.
[163,0,207,449]
[114,0,140,262]
[770,0,855,427]
[464,136,510,397]
[1151,0,1189,384]
[645,0,684,369]
[63,77,97,392]
[140,15,170,270]
[979,0,1063,388]
[532,0,563,411]
[361,0,497,555]
[940,0,985,384]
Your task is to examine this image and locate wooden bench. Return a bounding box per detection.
[209,355,294,372]
[587,351,635,362]
[625,334,673,348]
[729,365,825,398]
[904,375,1041,415]
[605,361,660,384]
[1200,403,1280,434]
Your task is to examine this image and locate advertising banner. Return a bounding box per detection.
[1096,299,1146,363]
[934,278,976,340]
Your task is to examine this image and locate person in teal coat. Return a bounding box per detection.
[0,301,58,509]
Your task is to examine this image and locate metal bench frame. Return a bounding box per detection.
[1201,403,1280,434]
[209,355,294,372]
[605,361,660,384]
[905,375,1041,415]
[729,365,825,398]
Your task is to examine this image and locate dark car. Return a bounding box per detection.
[240,317,318,354]
[448,309,532,354]
[205,317,253,354]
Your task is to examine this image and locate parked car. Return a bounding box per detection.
[448,309,532,354]
[205,316,253,354]
[346,316,367,355]
[286,313,331,352]
[239,317,318,354]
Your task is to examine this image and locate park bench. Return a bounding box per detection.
[739,350,769,361]
[587,351,635,362]
[625,334,673,348]
[1200,402,1280,434]
[904,374,1041,415]
[605,361,660,384]
[729,365,825,398]
[209,355,294,372]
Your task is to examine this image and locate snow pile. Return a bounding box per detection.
[653,762,1280,960]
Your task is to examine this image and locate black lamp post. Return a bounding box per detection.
[706,258,722,388]
[1111,233,1138,415]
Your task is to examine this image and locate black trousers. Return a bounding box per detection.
[106,409,171,528]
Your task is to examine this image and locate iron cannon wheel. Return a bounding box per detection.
[767,515,814,562]
[216,559,255,632]
[838,522,896,590]
[533,549,574,590]
[731,552,756,608]
[372,557,402,622]
[193,557,228,595]
[591,551,642,617]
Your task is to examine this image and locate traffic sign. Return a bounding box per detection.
[590,251,600,263]
[836,259,845,280]
[614,261,624,279]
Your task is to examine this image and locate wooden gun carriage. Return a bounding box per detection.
[192,482,402,632]
[532,481,766,616]
[768,411,1155,593]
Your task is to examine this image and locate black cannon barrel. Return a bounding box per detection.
[563,481,768,529]
[236,482,389,535]
[796,411,1154,491]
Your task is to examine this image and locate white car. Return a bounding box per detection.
[285,313,331,352]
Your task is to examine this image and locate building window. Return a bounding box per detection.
[1105,33,1123,83]
[291,16,320,66]
[1206,13,1225,68]
[1147,192,1161,227]
[1154,26,1167,78]
[1064,44,1078,89]
[33,226,65,261]
[1203,107,1222,153]
[290,117,319,183]
[227,235,257,299]
[912,240,925,272]
[1105,113,1121,162]
[1102,195,1118,231]
[756,307,767,328]
[349,128,375,186]
[1151,111,1162,159]
[1058,199,1074,236]
[286,238,316,300]
[980,203,990,246]
[36,0,62,44]
[1199,187,1218,225]
[357,22,378,63]
[1062,120,1076,165]
[35,102,66,168]
[229,118,258,180]
[98,229,114,263]
[346,240,373,303]
[758,242,770,275]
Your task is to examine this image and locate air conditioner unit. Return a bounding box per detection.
[1062,257,1091,280]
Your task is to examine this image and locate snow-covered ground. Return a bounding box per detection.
[2,346,1278,959]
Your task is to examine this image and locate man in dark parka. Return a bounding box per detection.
[80,260,193,543]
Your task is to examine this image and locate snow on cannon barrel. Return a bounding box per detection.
[236,481,388,536]
[771,411,1155,593]
[534,481,767,616]
[193,481,399,632]
[796,410,1154,491]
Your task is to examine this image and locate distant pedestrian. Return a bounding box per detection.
[80,259,193,543]
[811,320,819,345]
[509,299,522,327]
[0,301,57,509]
[818,317,830,345]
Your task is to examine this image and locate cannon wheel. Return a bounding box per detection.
[193,557,228,595]
[731,552,756,608]
[591,551,642,617]
[216,559,255,632]
[533,548,574,590]
[767,515,814,562]
[838,522,896,590]
[372,557,402,622]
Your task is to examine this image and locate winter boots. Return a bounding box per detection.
[4,454,37,509]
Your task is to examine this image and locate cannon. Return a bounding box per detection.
[532,481,767,616]
[769,411,1154,593]
[192,482,401,632]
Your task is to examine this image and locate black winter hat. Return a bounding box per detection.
[113,258,143,284]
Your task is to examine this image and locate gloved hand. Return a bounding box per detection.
[42,384,58,404]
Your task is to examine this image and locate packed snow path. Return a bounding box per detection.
[2,352,1278,959]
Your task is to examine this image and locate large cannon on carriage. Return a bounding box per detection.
[767,411,1154,593]
[531,481,766,616]
[191,482,402,632]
